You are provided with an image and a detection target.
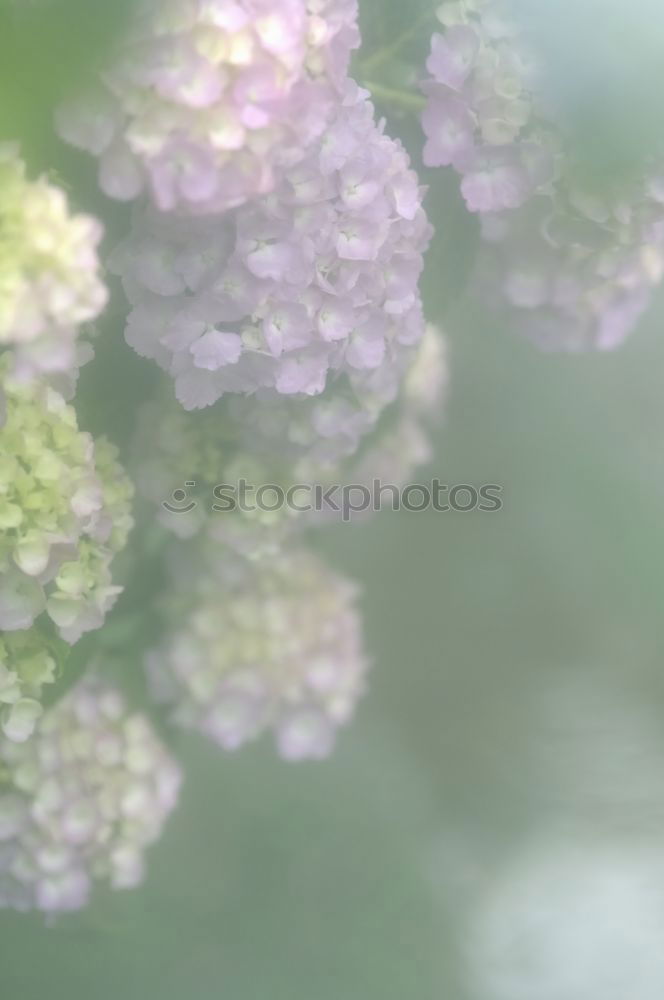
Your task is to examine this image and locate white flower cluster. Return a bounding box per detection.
[146,546,368,760]
[0,676,182,913]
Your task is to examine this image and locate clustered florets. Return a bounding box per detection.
[1,2,442,916]
[421,0,552,214]
[5,0,661,925]
[0,146,107,388]
[56,0,360,214]
[476,177,664,350]
[0,368,134,643]
[421,0,664,349]
[110,84,431,407]
[0,676,182,913]
[0,629,67,744]
[146,547,368,760]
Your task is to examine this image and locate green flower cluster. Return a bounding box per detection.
[0,628,68,744]
[0,367,134,642]
[0,144,107,385]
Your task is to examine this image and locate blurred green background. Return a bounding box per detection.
[2,1,664,996]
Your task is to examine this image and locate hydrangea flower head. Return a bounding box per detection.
[0,367,134,642]
[422,2,664,347]
[0,628,69,744]
[0,676,182,913]
[477,176,664,350]
[0,146,107,387]
[112,85,432,407]
[146,547,368,760]
[421,0,557,214]
[56,0,360,214]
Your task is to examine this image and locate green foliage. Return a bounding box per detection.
[0,0,133,158]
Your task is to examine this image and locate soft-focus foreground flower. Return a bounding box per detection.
[0,367,134,642]
[146,547,368,760]
[421,0,555,214]
[56,0,360,214]
[477,179,664,350]
[465,835,664,1000]
[111,84,432,407]
[0,628,68,745]
[0,676,182,913]
[0,145,107,389]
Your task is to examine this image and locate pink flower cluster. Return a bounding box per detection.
[111,85,432,407]
[421,0,664,349]
[56,0,359,214]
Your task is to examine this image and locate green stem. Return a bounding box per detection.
[363,80,426,114]
[359,10,435,75]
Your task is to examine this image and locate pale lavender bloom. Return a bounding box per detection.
[112,86,432,408]
[0,677,182,913]
[145,546,368,761]
[190,329,243,370]
[476,181,664,350]
[420,0,555,214]
[421,90,475,169]
[98,140,144,202]
[56,0,360,214]
[459,146,533,213]
[426,27,480,91]
[422,0,664,348]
